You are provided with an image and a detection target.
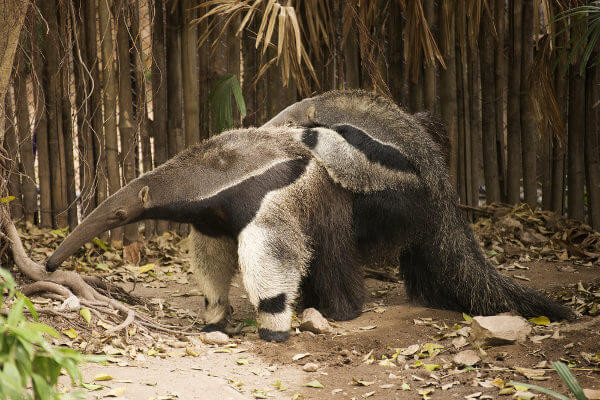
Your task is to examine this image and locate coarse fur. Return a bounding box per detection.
[265,90,575,321]
[46,126,366,341]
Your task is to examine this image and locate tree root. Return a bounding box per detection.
[0,210,181,337]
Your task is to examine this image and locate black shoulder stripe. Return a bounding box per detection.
[301,128,318,149]
[331,124,418,174]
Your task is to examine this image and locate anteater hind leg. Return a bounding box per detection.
[237,221,310,342]
[189,227,238,332]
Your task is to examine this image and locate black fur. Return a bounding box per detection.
[299,177,365,321]
[301,128,318,149]
[201,322,227,333]
[146,158,309,237]
[331,124,418,174]
[259,293,287,314]
[258,328,290,342]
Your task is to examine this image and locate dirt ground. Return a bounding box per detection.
[12,205,600,400]
[55,259,598,400]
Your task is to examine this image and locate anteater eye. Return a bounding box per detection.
[115,209,127,220]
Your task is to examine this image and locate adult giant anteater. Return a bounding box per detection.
[45,92,574,342]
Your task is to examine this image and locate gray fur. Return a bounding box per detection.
[264,90,575,321]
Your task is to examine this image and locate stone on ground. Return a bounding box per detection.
[452,350,481,366]
[299,308,333,334]
[201,330,230,345]
[470,315,531,346]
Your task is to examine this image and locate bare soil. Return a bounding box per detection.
[66,259,600,400]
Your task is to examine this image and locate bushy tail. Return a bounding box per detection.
[400,200,576,321]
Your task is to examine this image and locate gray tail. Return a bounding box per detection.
[400,200,576,321]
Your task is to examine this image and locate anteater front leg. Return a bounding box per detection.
[189,228,238,332]
[237,220,310,342]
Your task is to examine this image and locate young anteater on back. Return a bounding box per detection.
[265,90,575,322]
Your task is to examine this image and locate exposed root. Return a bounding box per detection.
[0,209,181,338]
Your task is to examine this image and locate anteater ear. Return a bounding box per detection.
[138,186,150,206]
[306,105,316,122]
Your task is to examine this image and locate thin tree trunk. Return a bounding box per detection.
[479,5,501,203]
[520,0,537,207]
[73,0,96,219]
[32,16,52,228]
[59,1,77,229]
[0,0,28,107]
[85,0,106,214]
[151,0,169,233]
[469,42,483,207]
[40,0,67,228]
[585,61,600,230]
[568,66,586,222]
[167,3,182,156]
[14,41,36,224]
[439,1,459,188]
[494,0,507,200]
[388,2,405,105]
[345,26,362,90]
[99,0,123,244]
[117,0,139,245]
[181,0,199,147]
[552,14,568,215]
[507,0,522,204]
[4,92,23,219]
[129,0,154,237]
[456,5,470,204]
[423,0,436,113]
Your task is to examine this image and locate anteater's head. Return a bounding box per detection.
[46,128,306,272]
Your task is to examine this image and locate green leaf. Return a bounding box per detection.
[0,195,16,203]
[508,381,570,400]
[18,293,38,321]
[7,297,25,327]
[303,380,324,388]
[242,318,258,326]
[208,73,247,133]
[551,361,587,400]
[81,382,104,391]
[92,237,109,251]
[529,316,550,326]
[80,308,92,325]
[26,322,60,338]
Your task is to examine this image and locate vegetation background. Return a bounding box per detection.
[0,0,599,244]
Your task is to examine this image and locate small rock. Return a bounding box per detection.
[584,389,600,400]
[201,331,230,345]
[453,350,481,366]
[303,362,319,372]
[300,308,333,334]
[470,316,531,346]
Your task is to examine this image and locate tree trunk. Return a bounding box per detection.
[469,42,483,207]
[117,0,140,245]
[151,0,169,234]
[388,2,405,105]
[519,0,537,208]
[585,61,600,230]
[568,66,586,222]
[423,0,436,113]
[32,15,52,228]
[73,0,96,219]
[438,1,459,188]
[506,0,522,204]
[85,0,106,214]
[4,92,23,219]
[14,40,36,224]
[131,0,155,237]
[345,25,362,90]
[59,1,77,229]
[40,0,67,228]
[181,0,199,147]
[456,5,470,204]
[552,14,568,215]
[479,5,501,203]
[0,0,28,108]
[99,0,123,244]
[494,0,507,200]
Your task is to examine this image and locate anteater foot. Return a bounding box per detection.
[258,328,290,342]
